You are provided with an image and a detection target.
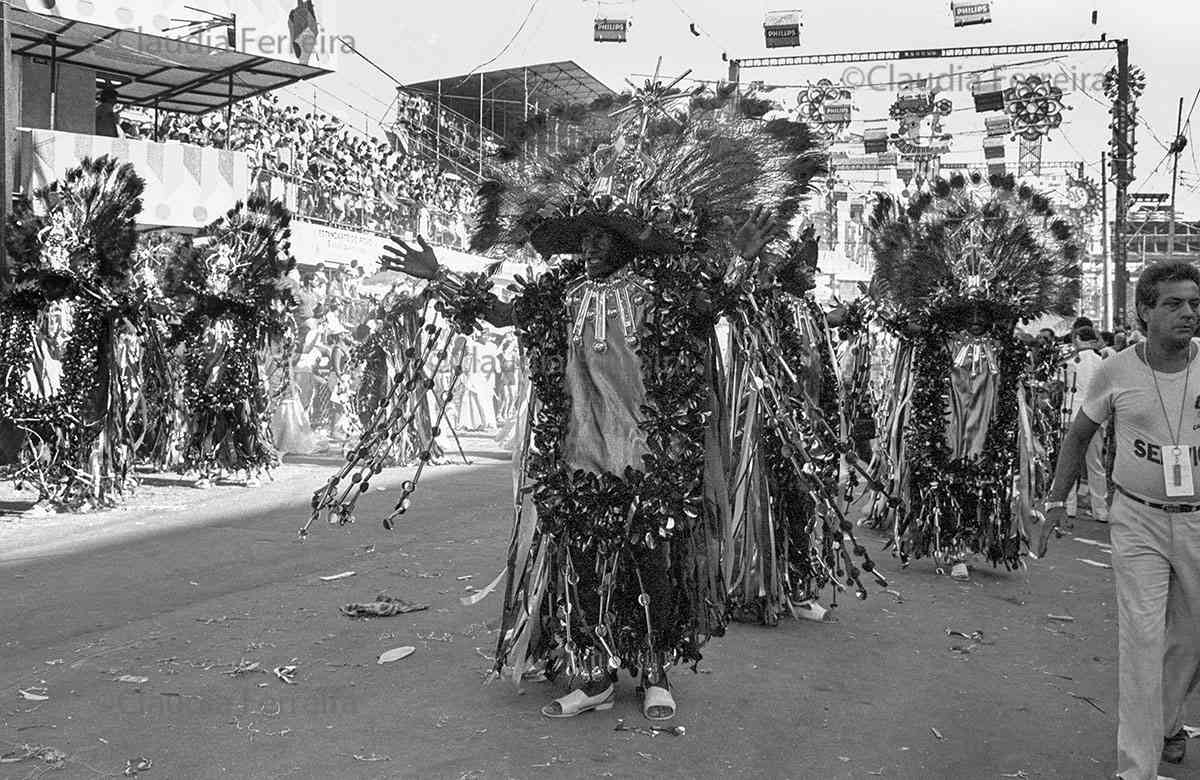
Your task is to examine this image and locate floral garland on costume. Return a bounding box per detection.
[896,324,1026,566]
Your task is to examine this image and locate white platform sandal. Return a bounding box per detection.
[642,685,676,721]
[540,685,614,719]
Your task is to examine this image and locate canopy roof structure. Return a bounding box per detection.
[9,6,329,114]
[405,61,614,136]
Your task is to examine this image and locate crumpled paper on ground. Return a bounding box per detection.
[340,593,429,618]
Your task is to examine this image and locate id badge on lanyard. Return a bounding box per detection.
[1163,444,1195,497]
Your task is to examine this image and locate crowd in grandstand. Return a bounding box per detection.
[117,93,475,240]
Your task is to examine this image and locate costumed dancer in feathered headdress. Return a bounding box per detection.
[1,158,147,507]
[723,221,886,624]
[1,157,151,509]
[303,72,880,720]
[168,198,296,487]
[864,173,1081,581]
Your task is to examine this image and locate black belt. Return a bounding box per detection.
[1114,484,1200,514]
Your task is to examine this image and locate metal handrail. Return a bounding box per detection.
[249,167,468,249]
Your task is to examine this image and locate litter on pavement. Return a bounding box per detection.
[341,594,429,618]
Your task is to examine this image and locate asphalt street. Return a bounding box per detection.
[0,438,1195,779]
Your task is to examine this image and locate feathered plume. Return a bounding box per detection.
[869,172,1081,323]
[467,88,827,258]
[6,156,145,295]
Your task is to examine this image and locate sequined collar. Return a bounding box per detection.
[566,269,648,353]
[951,335,999,375]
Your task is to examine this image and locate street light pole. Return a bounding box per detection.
[1101,151,1110,329]
[1167,95,1184,258]
[1111,39,1132,327]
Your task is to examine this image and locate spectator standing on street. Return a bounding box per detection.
[456,335,497,431]
[1062,325,1109,523]
[1039,261,1200,780]
[498,333,519,420]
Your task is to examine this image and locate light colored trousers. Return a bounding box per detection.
[1068,429,1109,521]
[1111,491,1200,779]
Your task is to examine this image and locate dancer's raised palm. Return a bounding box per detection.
[381,235,440,279]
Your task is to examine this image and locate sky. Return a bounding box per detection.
[303,0,1200,216]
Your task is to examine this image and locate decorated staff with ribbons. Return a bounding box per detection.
[353,288,445,466]
[305,73,880,721]
[166,198,296,487]
[864,172,1081,581]
[0,157,151,509]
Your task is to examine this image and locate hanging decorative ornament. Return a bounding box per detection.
[796,78,852,135]
[1058,173,1101,226]
[1005,75,1067,142]
[1103,64,1146,101]
[1066,175,1100,218]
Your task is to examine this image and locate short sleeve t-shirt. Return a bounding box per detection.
[1082,344,1200,501]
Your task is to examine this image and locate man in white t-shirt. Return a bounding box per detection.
[1063,325,1109,522]
[1039,261,1200,780]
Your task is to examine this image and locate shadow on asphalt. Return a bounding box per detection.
[0,447,513,568]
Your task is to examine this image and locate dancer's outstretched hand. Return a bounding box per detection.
[382,235,440,279]
[730,205,781,261]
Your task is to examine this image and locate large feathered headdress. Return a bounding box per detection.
[469,80,826,259]
[6,156,145,298]
[868,172,1081,324]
